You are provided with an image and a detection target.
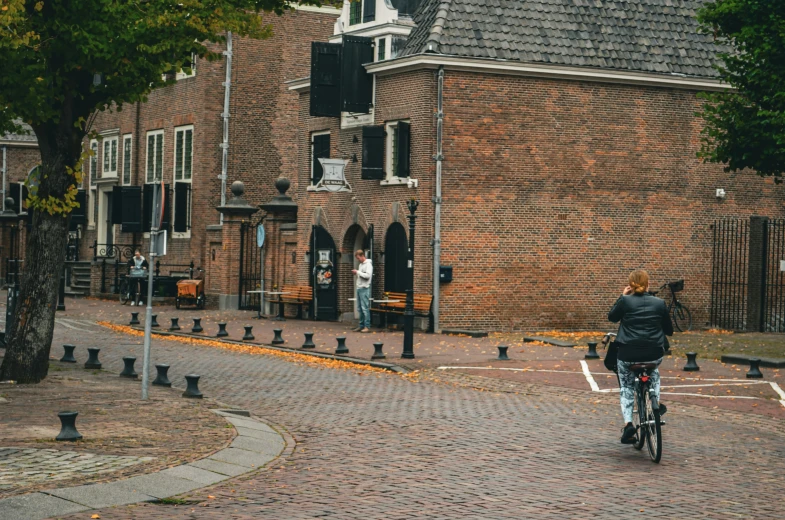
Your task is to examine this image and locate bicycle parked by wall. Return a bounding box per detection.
[650,279,692,332]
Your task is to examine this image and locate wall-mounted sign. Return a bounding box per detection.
[314,249,334,289]
[314,158,351,193]
[256,224,265,248]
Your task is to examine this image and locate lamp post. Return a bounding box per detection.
[402,198,419,359]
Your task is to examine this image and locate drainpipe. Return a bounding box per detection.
[1,145,6,211]
[219,32,233,225]
[432,66,444,333]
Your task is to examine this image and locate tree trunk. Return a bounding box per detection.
[0,113,80,384]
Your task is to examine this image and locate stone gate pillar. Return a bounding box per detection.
[260,178,298,305]
[216,181,258,310]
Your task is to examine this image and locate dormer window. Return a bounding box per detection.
[349,1,361,25]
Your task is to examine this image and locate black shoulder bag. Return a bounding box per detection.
[604,340,619,373]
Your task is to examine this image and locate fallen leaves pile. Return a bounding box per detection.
[98,322,390,375]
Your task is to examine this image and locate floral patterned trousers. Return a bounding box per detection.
[617,358,662,423]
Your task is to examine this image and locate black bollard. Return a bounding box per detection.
[585,342,600,360]
[152,364,172,387]
[119,356,138,378]
[747,358,764,379]
[372,342,386,360]
[272,328,284,345]
[130,312,140,326]
[497,346,510,361]
[302,332,315,349]
[60,344,77,363]
[151,314,160,328]
[216,322,228,337]
[243,326,255,341]
[169,317,181,331]
[335,336,349,355]
[183,374,203,398]
[84,348,102,369]
[683,352,700,372]
[56,411,83,441]
[192,318,203,333]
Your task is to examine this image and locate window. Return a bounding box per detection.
[103,136,118,177]
[88,140,98,226]
[349,1,361,25]
[385,120,410,180]
[122,135,132,185]
[89,140,98,186]
[176,53,197,80]
[377,37,386,61]
[146,130,164,183]
[310,131,331,186]
[173,125,193,235]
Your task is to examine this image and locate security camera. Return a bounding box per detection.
[407,178,419,189]
[716,188,726,199]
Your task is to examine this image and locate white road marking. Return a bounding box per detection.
[768,382,785,409]
[54,318,96,333]
[660,392,762,400]
[579,360,600,392]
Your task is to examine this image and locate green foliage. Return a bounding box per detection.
[697,0,785,180]
[0,0,328,210]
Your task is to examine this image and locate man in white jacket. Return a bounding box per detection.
[352,249,373,332]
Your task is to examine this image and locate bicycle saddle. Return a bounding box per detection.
[630,363,658,372]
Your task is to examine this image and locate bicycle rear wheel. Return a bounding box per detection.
[672,302,692,332]
[644,390,662,463]
[119,279,130,305]
[632,389,646,450]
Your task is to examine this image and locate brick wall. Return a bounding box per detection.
[437,71,785,331]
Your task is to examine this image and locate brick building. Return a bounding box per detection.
[280,0,785,332]
[72,6,338,305]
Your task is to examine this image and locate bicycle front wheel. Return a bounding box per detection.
[672,303,692,332]
[644,390,662,463]
[632,389,646,450]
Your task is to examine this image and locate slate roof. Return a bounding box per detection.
[401,0,728,78]
[1,121,36,143]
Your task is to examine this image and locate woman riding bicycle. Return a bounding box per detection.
[608,269,673,444]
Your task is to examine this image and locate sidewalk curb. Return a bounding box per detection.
[132,326,411,374]
[0,411,286,520]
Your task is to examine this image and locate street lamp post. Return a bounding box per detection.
[402,199,419,359]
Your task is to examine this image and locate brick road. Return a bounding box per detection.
[40,317,785,519]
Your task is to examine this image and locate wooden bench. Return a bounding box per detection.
[372,292,433,330]
[275,285,313,319]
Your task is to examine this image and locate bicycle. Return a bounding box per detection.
[650,279,692,332]
[602,332,664,463]
[118,275,131,305]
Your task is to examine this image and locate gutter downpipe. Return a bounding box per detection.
[2,145,6,211]
[219,32,233,225]
[432,66,444,333]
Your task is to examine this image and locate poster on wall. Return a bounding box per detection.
[314,249,334,289]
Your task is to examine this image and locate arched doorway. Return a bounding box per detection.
[343,224,373,320]
[384,222,407,293]
[310,225,337,320]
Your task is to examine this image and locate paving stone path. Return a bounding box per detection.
[45,323,785,519]
[0,448,152,491]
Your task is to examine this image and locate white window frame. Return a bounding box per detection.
[88,140,98,227]
[146,130,164,183]
[307,130,330,191]
[377,36,386,61]
[173,125,194,238]
[102,136,119,178]
[122,134,133,186]
[380,119,412,186]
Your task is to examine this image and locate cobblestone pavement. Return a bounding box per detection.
[0,448,152,492]
[0,360,234,499]
[46,322,785,519]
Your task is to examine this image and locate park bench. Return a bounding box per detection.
[372,292,433,330]
[275,285,313,319]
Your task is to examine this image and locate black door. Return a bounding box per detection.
[384,223,407,293]
[105,191,113,246]
[311,225,337,320]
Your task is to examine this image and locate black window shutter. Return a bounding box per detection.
[161,184,171,232]
[111,186,123,224]
[122,186,142,233]
[341,36,373,114]
[142,184,153,232]
[9,183,21,214]
[361,125,385,180]
[395,122,411,178]
[174,182,190,233]
[363,0,376,22]
[312,134,331,185]
[310,42,342,118]
[70,189,87,230]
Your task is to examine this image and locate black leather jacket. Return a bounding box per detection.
[608,293,673,353]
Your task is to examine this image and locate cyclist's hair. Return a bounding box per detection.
[629,270,649,295]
